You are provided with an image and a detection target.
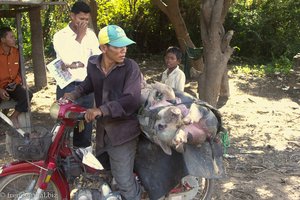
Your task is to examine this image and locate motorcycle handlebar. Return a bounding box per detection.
[75,113,101,121]
[76,113,85,120]
[59,98,101,121]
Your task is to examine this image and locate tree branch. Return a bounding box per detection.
[210,0,224,37]
[221,0,233,23]
[151,0,168,14]
[221,30,234,52]
[222,30,234,58]
[200,12,209,46]
[201,0,213,40]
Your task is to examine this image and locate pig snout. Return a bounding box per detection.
[157,123,167,131]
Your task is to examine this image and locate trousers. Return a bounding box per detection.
[0,84,33,113]
[97,134,141,200]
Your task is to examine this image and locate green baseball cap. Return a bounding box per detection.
[98,25,135,47]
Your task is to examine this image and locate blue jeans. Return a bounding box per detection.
[56,82,94,147]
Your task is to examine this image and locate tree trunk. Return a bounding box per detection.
[29,6,47,89]
[198,0,234,106]
[151,0,204,72]
[87,0,99,33]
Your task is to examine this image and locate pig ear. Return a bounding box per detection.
[153,81,176,100]
[175,143,185,153]
[170,107,181,116]
[183,116,192,124]
[160,143,172,155]
[170,107,182,120]
[153,136,172,155]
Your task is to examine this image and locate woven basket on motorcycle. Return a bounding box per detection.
[6,126,53,161]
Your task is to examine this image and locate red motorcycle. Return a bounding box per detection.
[0,99,216,200]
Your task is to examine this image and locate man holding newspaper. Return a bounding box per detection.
[52,1,101,148]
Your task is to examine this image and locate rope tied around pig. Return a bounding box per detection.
[220,129,230,155]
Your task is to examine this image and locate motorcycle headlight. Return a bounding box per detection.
[49,102,60,120]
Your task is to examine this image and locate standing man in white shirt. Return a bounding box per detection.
[161,46,186,92]
[53,1,101,148]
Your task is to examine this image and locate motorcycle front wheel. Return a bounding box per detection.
[0,173,62,200]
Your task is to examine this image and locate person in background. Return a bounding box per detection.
[64,25,142,200]
[161,46,186,92]
[53,1,101,148]
[0,27,33,128]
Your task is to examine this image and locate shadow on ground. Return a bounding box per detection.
[233,74,300,105]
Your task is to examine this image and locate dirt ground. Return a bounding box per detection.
[0,58,299,200]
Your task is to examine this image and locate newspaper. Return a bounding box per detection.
[46,58,75,89]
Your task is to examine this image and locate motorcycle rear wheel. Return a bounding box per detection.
[0,173,62,200]
[193,178,214,200]
[165,177,214,200]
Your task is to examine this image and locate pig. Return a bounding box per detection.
[153,102,219,155]
[141,81,176,109]
[172,103,219,153]
[138,105,183,154]
[139,81,178,140]
[152,106,184,155]
[138,81,221,155]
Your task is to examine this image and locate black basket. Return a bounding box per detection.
[6,126,53,161]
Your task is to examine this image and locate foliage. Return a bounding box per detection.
[258,1,300,59]
[232,56,293,76]
[95,0,177,54]
[0,18,15,31]
[42,2,71,56]
[264,56,293,75]
[1,0,299,72]
[226,0,300,63]
[226,3,261,60]
[0,1,71,58]
[0,15,32,58]
[180,0,202,47]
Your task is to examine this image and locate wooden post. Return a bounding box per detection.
[17,12,32,131]
[29,6,47,89]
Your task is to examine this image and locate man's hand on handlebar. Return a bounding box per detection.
[85,108,102,123]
